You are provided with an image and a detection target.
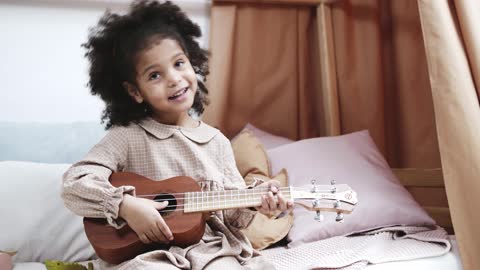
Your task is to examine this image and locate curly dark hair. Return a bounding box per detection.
[82,0,209,129]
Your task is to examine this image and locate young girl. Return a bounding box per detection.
[62,1,292,269]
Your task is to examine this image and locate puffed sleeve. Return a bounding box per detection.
[61,126,135,228]
[220,137,259,229]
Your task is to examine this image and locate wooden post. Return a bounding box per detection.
[316,3,341,136]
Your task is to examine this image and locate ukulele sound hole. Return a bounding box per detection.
[153,193,177,216]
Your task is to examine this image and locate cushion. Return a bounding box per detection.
[0,122,106,164]
[266,130,436,248]
[231,130,294,250]
[242,124,293,150]
[231,129,271,183]
[0,252,13,270]
[0,161,95,263]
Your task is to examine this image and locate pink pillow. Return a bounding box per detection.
[0,253,12,270]
[243,124,293,150]
[266,130,435,248]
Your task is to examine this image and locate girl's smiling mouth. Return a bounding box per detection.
[168,87,189,100]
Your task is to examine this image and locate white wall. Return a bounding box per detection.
[0,0,210,123]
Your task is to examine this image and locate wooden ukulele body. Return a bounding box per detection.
[83,172,207,264]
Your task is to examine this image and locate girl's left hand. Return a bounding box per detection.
[254,180,294,217]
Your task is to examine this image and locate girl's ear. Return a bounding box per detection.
[123,82,144,104]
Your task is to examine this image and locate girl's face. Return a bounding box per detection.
[127,38,198,125]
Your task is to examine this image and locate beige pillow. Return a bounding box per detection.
[231,129,271,183]
[231,130,294,250]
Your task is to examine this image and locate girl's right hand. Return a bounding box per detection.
[118,194,174,244]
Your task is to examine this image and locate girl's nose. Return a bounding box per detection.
[167,70,182,88]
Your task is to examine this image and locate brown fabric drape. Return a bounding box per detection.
[329,0,440,168]
[205,0,441,169]
[204,3,319,140]
[418,1,480,269]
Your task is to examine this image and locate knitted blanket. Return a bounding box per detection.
[260,226,451,270]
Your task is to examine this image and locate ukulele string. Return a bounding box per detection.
[152,193,290,205]
[154,202,293,214]
[155,197,343,214]
[135,186,336,198]
[135,189,295,203]
[136,187,290,197]
[151,196,342,213]
[148,189,295,213]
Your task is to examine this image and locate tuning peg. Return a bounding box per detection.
[333,200,340,208]
[311,179,318,193]
[315,210,324,222]
[330,179,337,193]
[335,212,344,222]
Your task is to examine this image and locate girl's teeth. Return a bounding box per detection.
[170,88,187,99]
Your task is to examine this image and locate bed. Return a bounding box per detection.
[0,121,463,270]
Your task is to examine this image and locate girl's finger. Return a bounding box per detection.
[287,200,294,210]
[268,181,280,193]
[139,234,151,244]
[261,195,269,212]
[267,191,276,211]
[153,200,169,210]
[277,192,287,212]
[146,231,160,243]
[149,226,164,243]
[156,218,174,241]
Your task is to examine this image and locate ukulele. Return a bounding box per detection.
[83,172,358,264]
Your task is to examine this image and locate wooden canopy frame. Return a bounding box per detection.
[214,0,341,5]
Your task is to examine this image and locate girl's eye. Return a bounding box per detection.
[149,72,161,81]
[175,60,185,68]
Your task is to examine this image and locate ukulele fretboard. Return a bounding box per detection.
[183,187,292,213]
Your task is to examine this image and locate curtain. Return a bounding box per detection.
[203,3,319,140]
[329,0,440,168]
[205,0,441,169]
[417,1,480,269]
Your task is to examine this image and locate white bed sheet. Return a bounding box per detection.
[260,235,463,270]
[364,235,462,270]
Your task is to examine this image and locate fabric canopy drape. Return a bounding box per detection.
[203,3,320,140]
[418,1,480,269]
[329,0,441,168]
[205,0,441,169]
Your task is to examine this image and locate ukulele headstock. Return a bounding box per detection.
[291,179,357,222]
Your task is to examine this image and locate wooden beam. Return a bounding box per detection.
[316,3,341,136]
[213,0,341,6]
[392,168,444,187]
[424,206,454,234]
